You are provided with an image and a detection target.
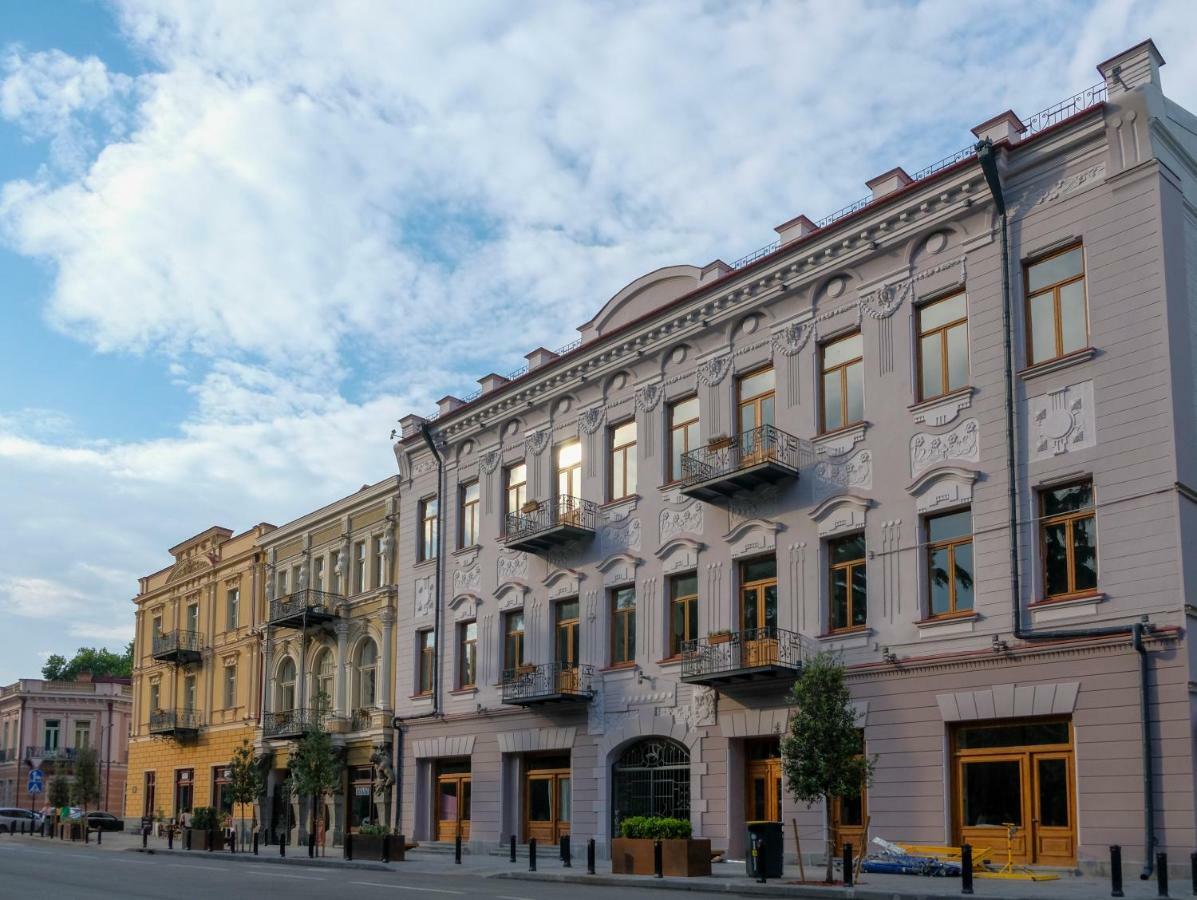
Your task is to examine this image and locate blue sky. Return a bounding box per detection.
[1,0,1195,683]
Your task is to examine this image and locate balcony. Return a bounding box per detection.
[502,496,597,554]
[148,709,201,740]
[24,746,78,764]
[679,425,807,503]
[501,662,595,706]
[351,707,383,732]
[263,708,325,740]
[0,748,14,763]
[681,627,814,687]
[151,629,203,665]
[268,589,342,629]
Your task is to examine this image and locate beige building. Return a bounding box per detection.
[125,524,273,829]
[258,477,399,845]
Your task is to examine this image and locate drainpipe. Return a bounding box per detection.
[976,140,1154,875]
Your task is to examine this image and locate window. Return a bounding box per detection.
[917,291,969,400]
[148,680,160,714]
[610,586,636,666]
[556,440,582,499]
[820,332,864,433]
[357,639,377,707]
[926,508,974,617]
[292,565,302,592]
[504,611,525,674]
[668,572,699,658]
[737,366,775,433]
[505,463,527,518]
[556,599,580,669]
[226,586,240,630]
[417,630,436,695]
[73,721,90,750]
[151,613,163,642]
[372,535,385,588]
[458,621,477,688]
[828,533,867,631]
[669,396,700,483]
[329,550,341,594]
[609,421,637,501]
[1025,244,1087,365]
[277,658,296,711]
[353,540,367,593]
[460,480,481,548]
[1040,480,1097,600]
[223,663,237,709]
[176,769,194,816]
[43,720,59,751]
[277,568,288,598]
[420,497,439,562]
[185,601,199,635]
[183,674,197,712]
[314,648,334,712]
[213,766,233,818]
[314,556,325,592]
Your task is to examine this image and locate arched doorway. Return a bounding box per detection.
[611,738,690,833]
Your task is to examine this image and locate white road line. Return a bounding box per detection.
[245,870,325,880]
[350,882,465,895]
[499,895,537,900]
[165,862,230,871]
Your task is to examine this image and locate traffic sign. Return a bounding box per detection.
[27,768,44,795]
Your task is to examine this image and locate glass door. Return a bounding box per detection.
[435,758,471,841]
[524,758,571,845]
[739,557,778,667]
[1031,753,1074,865]
[737,367,775,465]
[555,599,580,692]
[957,756,1029,862]
[744,739,782,824]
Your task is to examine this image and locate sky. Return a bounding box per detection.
[1,0,1195,683]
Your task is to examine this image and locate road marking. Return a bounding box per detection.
[165,862,230,871]
[246,870,325,881]
[350,882,465,895]
[499,895,537,900]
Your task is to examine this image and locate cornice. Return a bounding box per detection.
[259,476,401,547]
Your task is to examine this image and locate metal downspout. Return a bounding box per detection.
[1134,623,1157,878]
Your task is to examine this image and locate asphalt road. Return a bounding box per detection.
[0,839,733,899]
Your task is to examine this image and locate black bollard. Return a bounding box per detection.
[455,834,462,864]
[1111,845,1124,897]
[562,834,571,868]
[229,831,235,854]
[19,821,24,836]
[510,833,516,863]
[1190,851,1196,897]
[96,828,101,846]
[382,834,390,864]
[344,832,353,861]
[529,837,537,872]
[962,843,974,895]
[653,839,663,879]
[253,831,259,856]
[209,830,216,852]
[185,828,192,851]
[280,833,286,857]
[752,834,765,884]
[1159,852,1169,897]
[843,843,854,888]
[587,838,595,875]
[167,828,172,850]
[142,827,148,849]
[308,832,315,859]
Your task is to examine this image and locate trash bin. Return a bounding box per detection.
[745,821,784,878]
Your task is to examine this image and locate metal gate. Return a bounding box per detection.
[612,738,690,832]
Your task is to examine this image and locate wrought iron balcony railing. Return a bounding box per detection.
[267,589,342,628]
[148,709,201,736]
[501,662,595,705]
[151,629,204,663]
[681,626,815,685]
[502,495,597,553]
[679,425,809,501]
[263,708,325,739]
[24,746,78,762]
[351,706,381,732]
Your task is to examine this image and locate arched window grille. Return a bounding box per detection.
[612,737,691,832]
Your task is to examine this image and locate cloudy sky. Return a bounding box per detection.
[1,0,1194,683]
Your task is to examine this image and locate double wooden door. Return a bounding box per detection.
[525,766,571,845]
[740,557,778,667]
[829,781,868,856]
[436,767,471,841]
[745,759,782,823]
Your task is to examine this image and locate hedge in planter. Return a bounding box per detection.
[346,825,405,862]
[611,817,711,877]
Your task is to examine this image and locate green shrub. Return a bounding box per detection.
[358,824,391,836]
[618,816,692,840]
[190,807,218,831]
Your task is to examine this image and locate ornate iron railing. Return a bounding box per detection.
[268,589,341,625]
[503,495,597,544]
[680,425,809,487]
[681,626,814,679]
[0,748,14,762]
[351,706,381,732]
[1023,81,1107,136]
[263,708,323,739]
[149,709,201,734]
[151,629,203,658]
[23,746,78,762]
[502,662,595,703]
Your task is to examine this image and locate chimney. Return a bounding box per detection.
[436,395,465,416]
[525,347,558,371]
[477,373,509,394]
[1097,39,1164,96]
[398,414,426,439]
[774,214,817,246]
[971,110,1026,146]
[700,260,732,284]
[866,167,913,200]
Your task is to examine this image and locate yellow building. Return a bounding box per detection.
[125,523,274,830]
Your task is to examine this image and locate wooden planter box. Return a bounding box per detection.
[708,632,733,645]
[186,829,226,851]
[349,833,405,861]
[611,838,711,877]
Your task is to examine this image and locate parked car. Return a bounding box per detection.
[85,811,124,832]
[0,807,43,833]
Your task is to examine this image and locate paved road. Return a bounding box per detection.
[0,838,732,899]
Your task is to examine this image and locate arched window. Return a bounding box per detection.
[612,737,690,832]
[276,658,296,712]
[314,648,335,712]
[356,639,378,709]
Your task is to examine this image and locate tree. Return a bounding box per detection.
[48,775,71,813]
[71,746,102,816]
[41,645,133,681]
[780,652,873,883]
[227,739,265,847]
[286,728,342,853]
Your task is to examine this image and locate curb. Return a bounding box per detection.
[124,847,392,872]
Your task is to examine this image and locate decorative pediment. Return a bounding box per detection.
[448,592,481,621]
[167,557,210,584]
[809,494,872,537]
[596,552,642,587]
[543,568,582,599]
[494,581,530,610]
[654,537,705,575]
[906,466,979,513]
[722,518,782,559]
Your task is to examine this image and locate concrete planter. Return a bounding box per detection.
[611,838,711,877]
[348,833,405,862]
[186,829,227,851]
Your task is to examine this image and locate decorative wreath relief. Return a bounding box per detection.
[578,406,607,435]
[526,429,551,456]
[634,383,663,412]
[771,321,814,357]
[696,355,732,386]
[479,449,502,474]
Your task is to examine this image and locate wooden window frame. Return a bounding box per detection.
[827,533,867,632]
[736,365,776,433]
[222,662,237,709]
[556,440,582,500]
[668,395,700,483]
[668,573,699,659]
[1038,479,1098,601]
[608,420,637,502]
[819,331,864,434]
[609,586,636,667]
[925,509,974,618]
[417,629,435,696]
[225,586,240,630]
[353,540,367,594]
[371,535,385,588]
[1023,243,1088,366]
[555,599,580,669]
[457,621,477,689]
[505,463,527,520]
[459,480,481,549]
[503,610,525,675]
[916,290,969,401]
[419,496,438,562]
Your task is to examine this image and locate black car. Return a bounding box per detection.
[86,811,124,832]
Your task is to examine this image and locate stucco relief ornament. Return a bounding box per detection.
[692,687,716,727]
[696,355,732,387]
[526,429,551,456]
[815,449,873,490]
[659,501,703,543]
[479,450,502,474]
[634,383,663,412]
[859,281,910,319]
[414,576,435,618]
[453,560,481,595]
[497,551,528,581]
[910,418,980,477]
[600,516,642,556]
[578,406,606,435]
[771,321,815,357]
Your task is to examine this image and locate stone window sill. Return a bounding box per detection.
[908,386,975,426]
[812,422,869,456]
[1018,347,1097,382]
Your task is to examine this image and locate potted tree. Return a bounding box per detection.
[287,727,342,854]
[187,806,219,850]
[227,739,264,850]
[611,816,710,877]
[350,823,406,861]
[48,775,70,835]
[70,745,101,840]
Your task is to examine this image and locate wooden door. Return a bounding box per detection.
[555,599,579,690]
[1031,753,1074,865]
[436,774,471,841]
[745,759,782,823]
[740,575,778,667]
[737,367,775,465]
[956,754,1030,863]
[829,780,868,857]
[525,769,571,844]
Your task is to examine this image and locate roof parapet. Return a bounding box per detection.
[398,413,426,439]
[773,214,817,246]
[525,347,559,371]
[478,373,510,394]
[865,167,913,201]
[700,260,732,284]
[437,395,465,416]
[971,110,1026,146]
[1097,38,1164,96]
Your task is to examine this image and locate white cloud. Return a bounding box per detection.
[0,576,91,619]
